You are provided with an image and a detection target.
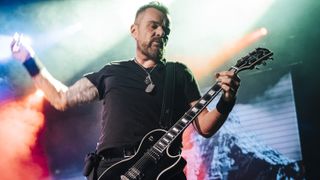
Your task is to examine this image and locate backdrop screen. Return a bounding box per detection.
[182,72,304,179]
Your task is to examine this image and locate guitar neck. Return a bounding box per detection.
[150,47,274,153]
[153,68,238,153]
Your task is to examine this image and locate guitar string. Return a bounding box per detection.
[131,154,149,177]
[131,147,160,174]
[131,85,222,173]
[126,86,221,177]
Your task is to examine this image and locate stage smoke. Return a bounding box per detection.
[0,92,49,180]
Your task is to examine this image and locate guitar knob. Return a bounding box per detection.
[148,136,154,142]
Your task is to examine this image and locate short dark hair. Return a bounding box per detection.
[135,1,169,22]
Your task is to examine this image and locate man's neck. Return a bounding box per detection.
[135,54,160,68]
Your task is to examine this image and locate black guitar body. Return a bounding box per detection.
[98,129,185,180]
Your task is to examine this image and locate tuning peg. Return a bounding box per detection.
[255,67,260,70]
[262,62,267,66]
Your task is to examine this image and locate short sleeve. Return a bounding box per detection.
[84,65,110,100]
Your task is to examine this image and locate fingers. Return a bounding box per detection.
[10,33,35,61]
[216,71,241,100]
[216,71,240,88]
[216,71,235,77]
[11,33,22,53]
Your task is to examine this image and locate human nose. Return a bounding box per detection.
[155,26,165,38]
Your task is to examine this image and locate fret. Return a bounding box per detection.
[178,121,187,128]
[155,143,163,150]
[195,105,204,112]
[160,139,169,145]
[153,145,162,153]
[202,94,212,101]
[163,137,170,143]
[208,89,215,96]
[187,111,196,117]
[199,99,207,105]
[181,118,188,124]
[167,132,174,138]
[213,84,221,91]
[168,130,177,137]
[165,134,173,141]
[158,141,165,147]
[191,107,199,113]
[196,102,204,108]
[174,123,185,131]
[183,113,193,120]
[172,127,179,133]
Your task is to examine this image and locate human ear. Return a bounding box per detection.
[130,24,138,39]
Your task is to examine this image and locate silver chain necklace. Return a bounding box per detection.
[134,59,157,93]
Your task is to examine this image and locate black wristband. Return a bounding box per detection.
[22,57,42,77]
[216,97,236,115]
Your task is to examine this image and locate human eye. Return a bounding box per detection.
[150,23,158,29]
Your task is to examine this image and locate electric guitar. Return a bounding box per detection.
[98,48,274,180]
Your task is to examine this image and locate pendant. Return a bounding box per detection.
[145,83,155,93]
[144,75,155,93]
[144,75,152,85]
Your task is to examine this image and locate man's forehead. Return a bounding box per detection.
[136,8,170,26]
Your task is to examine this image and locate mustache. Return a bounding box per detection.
[151,37,167,45]
[151,38,162,43]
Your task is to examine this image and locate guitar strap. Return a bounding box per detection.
[159,61,176,129]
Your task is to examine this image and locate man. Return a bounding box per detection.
[11,1,240,180]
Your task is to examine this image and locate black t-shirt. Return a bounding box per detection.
[85,59,201,152]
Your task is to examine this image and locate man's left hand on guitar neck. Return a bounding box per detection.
[192,70,240,138]
[216,71,240,102]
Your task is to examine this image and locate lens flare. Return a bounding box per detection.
[186,27,269,80]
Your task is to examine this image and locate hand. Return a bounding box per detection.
[216,71,240,101]
[10,33,35,62]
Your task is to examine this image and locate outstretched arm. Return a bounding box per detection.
[33,70,99,110]
[11,33,99,111]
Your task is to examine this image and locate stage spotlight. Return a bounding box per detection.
[260,27,268,36]
[0,35,14,61]
[35,89,44,98]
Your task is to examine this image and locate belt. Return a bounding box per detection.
[99,145,139,159]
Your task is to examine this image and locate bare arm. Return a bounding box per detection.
[192,71,240,137]
[192,102,228,138]
[33,70,98,110]
[11,33,99,111]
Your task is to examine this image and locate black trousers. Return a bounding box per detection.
[87,157,187,180]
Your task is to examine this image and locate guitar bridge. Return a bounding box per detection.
[123,167,142,180]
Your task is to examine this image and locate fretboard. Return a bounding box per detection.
[152,68,238,153]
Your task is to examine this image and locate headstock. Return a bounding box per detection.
[234,48,273,73]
